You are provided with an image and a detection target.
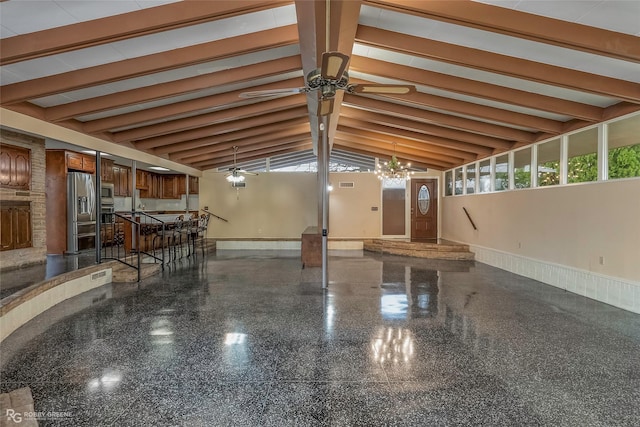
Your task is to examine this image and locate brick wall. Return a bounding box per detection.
[0,129,47,270]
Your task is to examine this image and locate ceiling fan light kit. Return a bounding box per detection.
[238,52,417,116]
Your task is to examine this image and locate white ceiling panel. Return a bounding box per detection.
[1,0,637,171]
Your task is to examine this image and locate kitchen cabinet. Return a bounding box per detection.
[101,158,114,183]
[161,175,178,199]
[1,201,32,251]
[66,151,95,174]
[113,165,132,197]
[136,169,148,190]
[0,143,30,190]
[141,172,161,199]
[177,175,199,195]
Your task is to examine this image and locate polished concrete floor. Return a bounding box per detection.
[1,250,639,426]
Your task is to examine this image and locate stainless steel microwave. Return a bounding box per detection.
[101,183,115,200]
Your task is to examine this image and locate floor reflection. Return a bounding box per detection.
[380,262,439,320]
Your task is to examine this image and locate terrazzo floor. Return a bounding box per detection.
[1,250,639,426]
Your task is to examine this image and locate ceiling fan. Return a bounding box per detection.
[224,146,258,184]
[239,51,416,116]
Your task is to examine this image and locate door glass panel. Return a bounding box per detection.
[417,185,430,215]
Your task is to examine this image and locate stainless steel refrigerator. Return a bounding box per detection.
[67,172,96,254]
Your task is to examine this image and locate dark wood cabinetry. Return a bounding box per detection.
[140,172,161,199]
[66,151,95,174]
[161,175,178,199]
[176,175,199,196]
[0,144,31,190]
[1,202,32,251]
[101,158,114,183]
[113,165,132,197]
[136,169,148,190]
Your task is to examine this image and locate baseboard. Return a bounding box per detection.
[215,240,364,251]
[469,244,640,314]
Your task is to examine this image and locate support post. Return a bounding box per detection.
[320,117,329,289]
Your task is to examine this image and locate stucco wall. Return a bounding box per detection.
[441,178,640,282]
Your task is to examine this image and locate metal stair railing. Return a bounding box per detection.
[100,211,166,282]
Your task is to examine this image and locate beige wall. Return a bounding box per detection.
[328,173,381,238]
[441,178,640,282]
[200,170,445,240]
[200,171,318,239]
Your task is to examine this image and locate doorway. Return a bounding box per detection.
[411,178,438,240]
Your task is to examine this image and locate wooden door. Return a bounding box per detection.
[411,179,438,240]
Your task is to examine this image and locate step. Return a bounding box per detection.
[363,239,474,261]
[112,261,162,283]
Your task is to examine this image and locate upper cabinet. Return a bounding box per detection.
[101,158,114,183]
[0,144,31,190]
[113,165,132,197]
[177,175,199,195]
[66,151,95,174]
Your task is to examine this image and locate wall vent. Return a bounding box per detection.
[339,182,355,188]
[91,271,107,280]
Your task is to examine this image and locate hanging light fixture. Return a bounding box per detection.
[375,144,414,182]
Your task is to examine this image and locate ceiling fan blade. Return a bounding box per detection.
[321,51,350,81]
[317,98,334,116]
[351,84,416,95]
[239,88,306,99]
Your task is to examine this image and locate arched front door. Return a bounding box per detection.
[411,179,438,240]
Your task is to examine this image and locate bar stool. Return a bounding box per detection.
[171,215,186,260]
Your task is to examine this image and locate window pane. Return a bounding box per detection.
[444,170,453,196]
[537,139,560,187]
[608,115,640,179]
[568,127,598,183]
[494,154,509,191]
[466,163,476,194]
[514,148,531,189]
[479,160,491,193]
[454,167,463,195]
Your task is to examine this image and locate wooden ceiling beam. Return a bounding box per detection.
[176,132,312,163]
[335,129,468,164]
[356,25,640,103]
[338,117,489,158]
[333,139,452,170]
[133,106,309,149]
[349,78,563,133]
[166,121,311,159]
[86,77,305,135]
[1,24,299,105]
[0,1,294,65]
[365,0,640,63]
[339,107,506,153]
[195,142,313,169]
[343,94,535,143]
[349,56,603,121]
[135,102,304,149]
[46,55,303,122]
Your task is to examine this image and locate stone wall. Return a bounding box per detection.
[0,129,47,270]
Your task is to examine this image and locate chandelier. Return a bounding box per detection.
[375,154,414,181]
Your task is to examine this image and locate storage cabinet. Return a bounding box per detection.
[177,175,199,195]
[0,144,31,190]
[66,152,95,173]
[140,172,161,199]
[161,175,178,199]
[113,165,132,197]
[101,158,114,183]
[1,202,32,251]
[136,169,148,190]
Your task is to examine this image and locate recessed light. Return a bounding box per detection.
[81,150,111,156]
[149,166,170,171]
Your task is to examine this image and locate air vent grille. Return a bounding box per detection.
[339,182,355,188]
